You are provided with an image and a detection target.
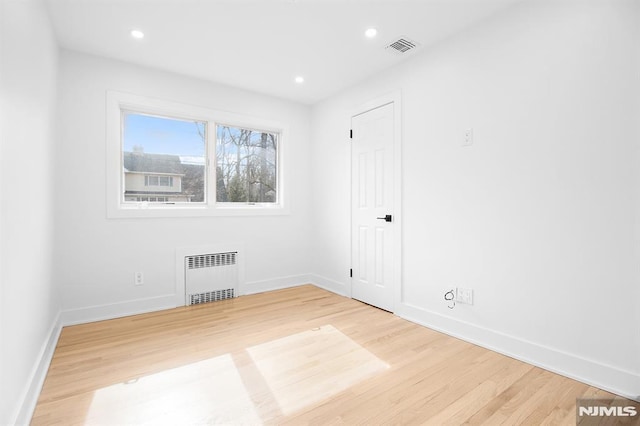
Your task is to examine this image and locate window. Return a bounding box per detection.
[123,112,204,204]
[144,176,175,187]
[126,196,170,203]
[216,125,278,204]
[107,91,288,218]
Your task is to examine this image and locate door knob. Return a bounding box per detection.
[376,214,393,222]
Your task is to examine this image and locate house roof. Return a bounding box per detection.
[123,151,184,174]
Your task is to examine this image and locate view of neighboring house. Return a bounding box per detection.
[123,149,204,203]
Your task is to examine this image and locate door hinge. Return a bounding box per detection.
[350,268,353,277]
[350,129,353,139]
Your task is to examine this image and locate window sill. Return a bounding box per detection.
[107,203,290,219]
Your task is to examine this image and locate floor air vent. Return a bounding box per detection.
[185,251,238,306]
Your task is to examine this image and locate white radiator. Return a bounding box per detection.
[185,252,238,305]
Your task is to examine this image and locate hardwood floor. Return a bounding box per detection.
[32,285,637,425]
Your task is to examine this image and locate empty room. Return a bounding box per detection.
[1,0,639,424]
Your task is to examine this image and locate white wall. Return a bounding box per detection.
[0,0,60,424]
[311,0,640,398]
[55,51,313,321]
[1,0,637,422]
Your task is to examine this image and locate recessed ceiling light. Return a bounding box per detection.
[365,28,377,38]
[295,76,304,84]
[130,29,144,39]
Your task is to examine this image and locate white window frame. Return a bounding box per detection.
[106,91,289,218]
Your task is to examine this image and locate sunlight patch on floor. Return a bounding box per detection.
[85,353,261,425]
[84,324,388,424]
[247,324,389,416]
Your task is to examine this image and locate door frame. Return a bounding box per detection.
[349,90,402,313]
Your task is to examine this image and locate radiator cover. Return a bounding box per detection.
[185,252,238,305]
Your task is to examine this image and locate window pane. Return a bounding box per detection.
[123,112,206,203]
[216,125,278,203]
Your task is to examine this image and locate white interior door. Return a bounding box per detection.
[351,102,395,312]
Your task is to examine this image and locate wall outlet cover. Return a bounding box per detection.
[456,287,473,305]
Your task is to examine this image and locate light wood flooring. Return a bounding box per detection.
[32,285,638,425]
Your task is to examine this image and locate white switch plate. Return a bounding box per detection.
[456,287,473,305]
[463,128,474,147]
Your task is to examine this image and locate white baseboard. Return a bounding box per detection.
[242,274,312,295]
[397,302,640,403]
[60,294,177,326]
[59,274,342,326]
[11,312,62,426]
[61,273,321,326]
[308,274,348,297]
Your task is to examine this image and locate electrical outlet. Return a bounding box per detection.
[456,287,473,305]
[134,272,144,286]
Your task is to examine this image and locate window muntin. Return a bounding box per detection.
[216,125,278,204]
[122,112,205,203]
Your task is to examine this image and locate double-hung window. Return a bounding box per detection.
[107,91,287,218]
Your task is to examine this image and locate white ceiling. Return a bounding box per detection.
[45,0,523,105]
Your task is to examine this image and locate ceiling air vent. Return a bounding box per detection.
[385,37,418,54]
